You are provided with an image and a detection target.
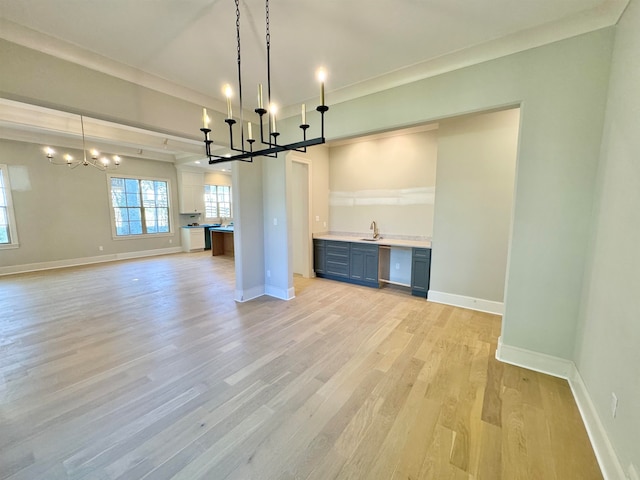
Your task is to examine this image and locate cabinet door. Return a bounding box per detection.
[411,248,431,298]
[363,251,379,283]
[313,240,326,274]
[349,249,365,280]
[190,228,205,250]
[351,244,378,285]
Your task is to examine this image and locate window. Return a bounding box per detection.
[109,176,171,237]
[0,164,19,248]
[205,185,232,218]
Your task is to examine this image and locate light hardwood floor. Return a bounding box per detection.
[0,252,602,479]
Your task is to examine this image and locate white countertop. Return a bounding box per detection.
[313,233,431,249]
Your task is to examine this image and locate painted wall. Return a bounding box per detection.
[574,0,640,475]
[431,108,519,305]
[231,158,265,302]
[327,130,438,238]
[0,139,180,272]
[262,156,292,300]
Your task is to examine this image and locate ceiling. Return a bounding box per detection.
[0,0,628,168]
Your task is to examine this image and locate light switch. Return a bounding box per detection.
[315,215,320,221]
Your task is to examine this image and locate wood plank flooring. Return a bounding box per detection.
[0,252,602,479]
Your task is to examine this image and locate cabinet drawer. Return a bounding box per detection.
[326,260,349,278]
[351,243,378,254]
[412,248,431,259]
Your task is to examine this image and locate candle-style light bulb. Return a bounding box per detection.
[258,84,264,110]
[248,122,253,140]
[64,154,73,164]
[301,104,306,125]
[270,103,277,132]
[113,155,121,166]
[45,147,54,158]
[316,68,327,106]
[202,108,209,128]
[223,84,233,119]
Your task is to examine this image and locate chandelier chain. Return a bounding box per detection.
[235,0,244,137]
[265,0,270,48]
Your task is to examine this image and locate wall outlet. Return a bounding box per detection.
[273,217,278,226]
[98,246,103,251]
[169,239,172,244]
[315,215,320,221]
[323,221,327,227]
[611,392,618,418]
[395,263,400,270]
[267,270,271,278]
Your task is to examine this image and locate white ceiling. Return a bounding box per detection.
[0,0,628,168]
[0,0,628,112]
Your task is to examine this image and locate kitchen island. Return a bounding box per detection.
[210,226,234,257]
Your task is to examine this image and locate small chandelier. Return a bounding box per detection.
[200,0,329,165]
[45,115,121,171]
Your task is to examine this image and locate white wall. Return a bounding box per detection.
[431,108,519,306]
[328,130,438,238]
[232,158,265,302]
[574,0,640,475]
[0,139,180,272]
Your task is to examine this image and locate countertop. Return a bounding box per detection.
[313,234,431,249]
[209,226,234,232]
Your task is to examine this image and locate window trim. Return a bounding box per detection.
[0,164,19,249]
[106,173,174,240]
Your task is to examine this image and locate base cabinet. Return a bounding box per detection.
[411,248,431,298]
[313,240,326,274]
[350,243,379,286]
[313,239,379,287]
[181,228,205,252]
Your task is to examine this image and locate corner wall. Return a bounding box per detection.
[574,0,640,476]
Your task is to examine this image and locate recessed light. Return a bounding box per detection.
[194,160,201,164]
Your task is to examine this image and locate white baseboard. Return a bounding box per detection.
[265,285,296,301]
[496,337,626,480]
[0,247,182,276]
[568,366,628,480]
[427,290,504,315]
[234,285,265,303]
[496,337,573,378]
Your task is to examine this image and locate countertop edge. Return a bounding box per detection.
[313,234,431,249]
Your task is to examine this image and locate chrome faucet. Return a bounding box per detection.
[370,220,379,239]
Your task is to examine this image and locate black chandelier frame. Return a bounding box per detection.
[200,0,328,165]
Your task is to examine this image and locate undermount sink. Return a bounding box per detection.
[360,238,380,242]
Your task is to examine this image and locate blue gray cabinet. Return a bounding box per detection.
[325,241,350,279]
[313,239,379,287]
[411,248,431,298]
[350,243,379,287]
[313,239,326,274]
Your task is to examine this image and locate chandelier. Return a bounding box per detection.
[200,0,329,165]
[45,115,121,170]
